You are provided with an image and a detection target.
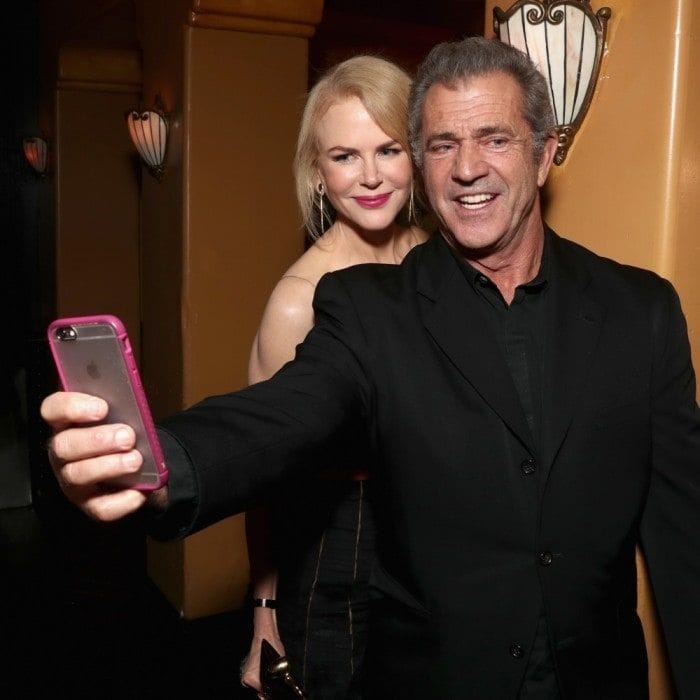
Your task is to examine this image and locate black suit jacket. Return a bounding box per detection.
[160,231,700,698]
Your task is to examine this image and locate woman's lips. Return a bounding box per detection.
[353,193,392,209]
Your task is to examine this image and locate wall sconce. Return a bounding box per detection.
[125,98,169,180]
[494,0,611,164]
[22,137,49,176]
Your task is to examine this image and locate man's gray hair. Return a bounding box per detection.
[409,37,556,167]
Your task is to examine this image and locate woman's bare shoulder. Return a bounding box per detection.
[283,235,342,285]
[264,232,346,329]
[260,275,315,336]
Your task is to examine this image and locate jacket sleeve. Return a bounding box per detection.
[639,278,700,697]
[153,271,372,538]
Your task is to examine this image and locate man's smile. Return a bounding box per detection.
[455,193,497,210]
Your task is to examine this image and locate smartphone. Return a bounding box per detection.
[47,314,168,490]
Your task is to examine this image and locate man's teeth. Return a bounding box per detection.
[458,193,494,205]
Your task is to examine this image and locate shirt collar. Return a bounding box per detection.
[447,229,552,293]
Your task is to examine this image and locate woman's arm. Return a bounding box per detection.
[241,275,315,692]
[248,275,316,384]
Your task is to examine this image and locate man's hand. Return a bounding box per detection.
[41,391,162,521]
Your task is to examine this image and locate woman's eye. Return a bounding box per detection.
[379,147,402,157]
[332,153,352,163]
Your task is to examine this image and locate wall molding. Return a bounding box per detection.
[188,0,323,37]
[57,46,141,92]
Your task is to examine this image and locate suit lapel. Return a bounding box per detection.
[418,236,535,453]
[540,234,604,484]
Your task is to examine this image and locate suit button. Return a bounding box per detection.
[509,643,524,659]
[539,551,554,566]
[476,273,490,286]
[520,458,536,475]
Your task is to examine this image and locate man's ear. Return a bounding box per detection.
[537,131,558,187]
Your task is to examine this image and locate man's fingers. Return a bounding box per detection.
[80,487,148,522]
[49,424,136,466]
[40,392,153,522]
[59,449,143,488]
[40,391,108,430]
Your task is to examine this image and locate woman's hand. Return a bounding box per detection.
[240,608,286,695]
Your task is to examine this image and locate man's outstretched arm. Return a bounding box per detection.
[41,271,372,535]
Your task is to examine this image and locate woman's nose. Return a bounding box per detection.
[361,160,382,188]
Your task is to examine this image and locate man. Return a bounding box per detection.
[43,38,700,697]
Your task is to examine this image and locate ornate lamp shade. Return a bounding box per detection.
[494,0,611,164]
[22,137,48,175]
[126,109,168,180]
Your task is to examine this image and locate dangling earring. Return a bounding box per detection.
[317,182,325,233]
[408,182,415,225]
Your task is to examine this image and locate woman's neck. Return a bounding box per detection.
[322,219,421,266]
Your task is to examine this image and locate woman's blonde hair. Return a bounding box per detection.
[294,55,413,239]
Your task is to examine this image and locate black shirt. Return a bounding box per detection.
[450,236,562,699]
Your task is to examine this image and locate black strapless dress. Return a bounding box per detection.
[272,477,376,699]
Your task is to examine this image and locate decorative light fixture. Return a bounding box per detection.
[22,137,48,175]
[494,0,611,164]
[125,97,169,180]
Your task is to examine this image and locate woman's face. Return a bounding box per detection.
[315,96,412,234]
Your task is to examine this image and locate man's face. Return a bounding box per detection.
[420,72,556,261]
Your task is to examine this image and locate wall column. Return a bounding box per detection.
[142,0,323,619]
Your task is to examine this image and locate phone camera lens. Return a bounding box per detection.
[56,326,78,342]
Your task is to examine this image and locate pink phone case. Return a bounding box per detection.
[47,314,168,490]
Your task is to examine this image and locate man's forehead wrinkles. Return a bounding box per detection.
[426,99,517,124]
[426,107,515,133]
[423,80,523,125]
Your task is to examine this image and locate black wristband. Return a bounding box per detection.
[253,598,277,609]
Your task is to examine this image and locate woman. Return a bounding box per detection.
[240,55,427,698]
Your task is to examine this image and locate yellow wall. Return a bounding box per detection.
[55,47,142,349]
[141,0,322,618]
[670,1,700,378]
[175,25,309,618]
[485,1,700,696]
[182,27,306,405]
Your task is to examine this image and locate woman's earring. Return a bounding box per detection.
[408,183,415,225]
[317,182,325,233]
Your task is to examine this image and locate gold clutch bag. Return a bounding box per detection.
[258,638,308,699]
